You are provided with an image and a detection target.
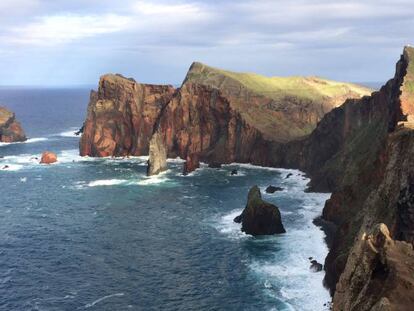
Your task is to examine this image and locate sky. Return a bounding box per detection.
[0,0,413,86]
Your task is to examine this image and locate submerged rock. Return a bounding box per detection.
[234,185,286,235]
[265,185,284,193]
[231,169,238,175]
[0,107,26,143]
[147,132,167,176]
[40,152,57,164]
[208,162,222,168]
[285,173,293,179]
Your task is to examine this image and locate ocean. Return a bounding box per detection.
[0,87,330,310]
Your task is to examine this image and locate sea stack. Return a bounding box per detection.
[0,107,26,143]
[147,132,167,176]
[234,186,286,235]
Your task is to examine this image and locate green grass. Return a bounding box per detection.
[185,62,372,103]
[403,46,414,96]
[183,62,372,142]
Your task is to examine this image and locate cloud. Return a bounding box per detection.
[8,14,132,45]
[0,0,413,85]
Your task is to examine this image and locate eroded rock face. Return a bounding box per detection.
[40,152,57,164]
[333,224,414,311]
[0,107,26,143]
[277,46,414,306]
[154,83,271,174]
[234,185,285,235]
[147,132,167,176]
[79,74,175,157]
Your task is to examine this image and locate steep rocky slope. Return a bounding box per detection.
[0,106,26,143]
[79,74,175,157]
[277,46,414,309]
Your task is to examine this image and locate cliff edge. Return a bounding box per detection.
[0,107,26,143]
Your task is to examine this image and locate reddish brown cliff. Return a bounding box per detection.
[153,83,272,170]
[0,107,26,143]
[79,74,175,157]
[277,46,414,309]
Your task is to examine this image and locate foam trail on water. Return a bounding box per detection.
[83,293,124,308]
[57,127,81,138]
[0,137,48,147]
[88,179,128,187]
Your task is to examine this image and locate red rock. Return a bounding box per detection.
[79,74,175,157]
[40,152,58,164]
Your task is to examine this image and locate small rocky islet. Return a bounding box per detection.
[233,185,286,235]
[0,106,26,143]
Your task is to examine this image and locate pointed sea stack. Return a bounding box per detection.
[0,107,26,143]
[234,186,285,235]
[147,132,167,176]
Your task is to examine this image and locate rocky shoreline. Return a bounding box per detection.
[79,47,414,310]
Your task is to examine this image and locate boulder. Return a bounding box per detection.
[147,132,167,176]
[310,260,323,272]
[234,185,286,235]
[231,169,238,175]
[40,152,58,164]
[265,185,284,193]
[285,173,293,179]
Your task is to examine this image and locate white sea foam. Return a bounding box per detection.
[135,171,169,185]
[88,179,128,187]
[0,137,48,147]
[58,127,80,138]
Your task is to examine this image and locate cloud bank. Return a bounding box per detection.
[0,0,412,85]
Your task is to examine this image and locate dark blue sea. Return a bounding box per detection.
[0,87,330,310]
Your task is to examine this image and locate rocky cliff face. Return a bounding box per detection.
[153,83,272,171]
[80,65,370,171]
[79,74,175,157]
[0,107,26,143]
[280,46,414,308]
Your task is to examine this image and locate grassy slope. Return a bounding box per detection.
[403,46,414,95]
[184,62,372,141]
[185,62,372,104]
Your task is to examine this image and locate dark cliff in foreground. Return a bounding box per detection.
[0,107,26,143]
[290,46,414,310]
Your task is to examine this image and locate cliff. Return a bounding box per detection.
[183,62,372,142]
[80,66,370,166]
[278,46,414,309]
[79,74,175,157]
[76,51,414,307]
[0,107,26,143]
